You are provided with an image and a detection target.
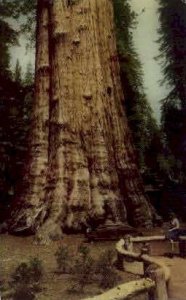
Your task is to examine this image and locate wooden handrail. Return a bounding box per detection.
[83,238,171,300]
[116,239,171,282]
[131,235,166,242]
[83,278,155,300]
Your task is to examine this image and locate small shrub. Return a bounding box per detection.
[0,279,6,295]
[95,249,115,272]
[0,264,4,287]
[95,249,121,289]
[71,244,95,292]
[29,257,43,283]
[73,256,95,291]
[10,257,43,300]
[11,258,43,287]
[77,243,90,259]
[12,284,35,300]
[55,245,71,273]
[11,262,31,286]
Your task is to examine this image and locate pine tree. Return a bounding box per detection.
[0,1,36,81]
[0,1,34,222]
[24,62,34,87]
[158,0,186,176]
[0,18,17,80]
[14,60,22,85]
[158,0,186,108]
[113,0,160,171]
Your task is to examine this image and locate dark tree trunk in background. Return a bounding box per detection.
[9,0,152,243]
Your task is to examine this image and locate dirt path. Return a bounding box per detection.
[0,235,140,300]
[142,239,186,300]
[1,234,186,299]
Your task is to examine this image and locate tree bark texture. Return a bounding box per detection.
[9,0,152,242]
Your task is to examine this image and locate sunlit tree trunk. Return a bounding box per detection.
[9,0,152,243]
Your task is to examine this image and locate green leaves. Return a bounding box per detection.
[24,62,34,87]
[10,257,43,300]
[0,19,18,78]
[0,0,36,19]
[55,245,71,273]
[114,0,159,170]
[11,257,43,286]
[157,0,186,175]
[158,0,186,108]
[14,60,22,84]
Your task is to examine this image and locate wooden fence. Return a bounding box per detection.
[83,237,171,300]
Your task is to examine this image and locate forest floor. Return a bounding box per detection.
[1,231,186,300]
[0,234,145,300]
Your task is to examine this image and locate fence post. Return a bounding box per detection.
[179,237,186,258]
[148,268,168,300]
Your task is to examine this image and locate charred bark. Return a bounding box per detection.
[9,0,152,242]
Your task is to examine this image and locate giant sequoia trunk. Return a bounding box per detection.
[9,0,152,242]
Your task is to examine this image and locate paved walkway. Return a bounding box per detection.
[158,256,186,300]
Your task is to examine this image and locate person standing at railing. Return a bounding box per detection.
[168,213,180,240]
[166,213,181,253]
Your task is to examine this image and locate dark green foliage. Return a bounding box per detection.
[158,0,186,178]
[113,0,160,170]
[55,245,71,273]
[0,0,37,44]
[71,247,121,292]
[73,256,95,292]
[0,82,34,222]
[0,0,36,78]
[29,257,43,283]
[24,62,34,87]
[0,1,35,19]
[71,244,95,292]
[158,0,186,107]
[0,1,35,218]
[161,103,186,179]
[95,249,121,289]
[14,60,22,85]
[0,0,35,82]
[12,285,35,300]
[10,258,43,300]
[11,258,43,285]
[77,243,90,259]
[0,16,18,80]
[12,263,32,286]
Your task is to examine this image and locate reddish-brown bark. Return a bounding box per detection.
[9,0,152,243]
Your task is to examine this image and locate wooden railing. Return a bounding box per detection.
[83,237,171,300]
[83,278,155,300]
[116,238,170,281]
[116,238,170,300]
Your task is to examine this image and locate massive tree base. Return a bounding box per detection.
[8,0,153,243]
